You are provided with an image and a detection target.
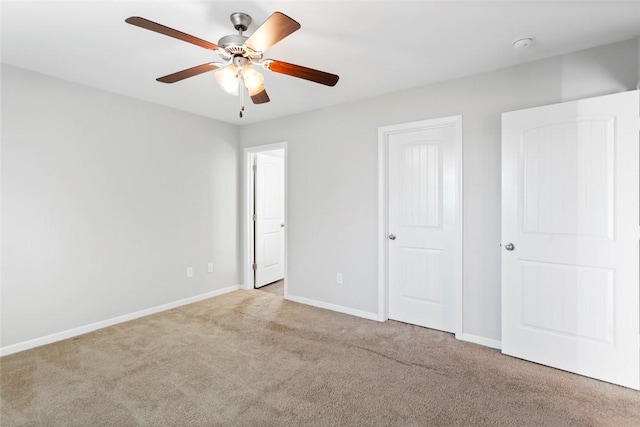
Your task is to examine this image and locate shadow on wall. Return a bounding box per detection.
[559,38,639,101]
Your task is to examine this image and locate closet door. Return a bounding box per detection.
[501,90,639,389]
[386,116,461,333]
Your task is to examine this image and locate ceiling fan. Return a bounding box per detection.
[125,11,339,117]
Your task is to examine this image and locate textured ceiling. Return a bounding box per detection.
[2,1,639,125]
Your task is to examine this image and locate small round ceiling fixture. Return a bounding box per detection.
[513,37,533,49]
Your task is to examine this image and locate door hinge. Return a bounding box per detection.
[252,263,257,271]
[252,164,257,172]
[252,213,257,221]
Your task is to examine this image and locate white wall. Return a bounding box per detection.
[1,65,240,347]
[239,38,640,343]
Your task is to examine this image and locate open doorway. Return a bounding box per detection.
[243,143,287,297]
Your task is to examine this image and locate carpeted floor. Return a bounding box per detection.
[256,279,284,296]
[2,290,639,426]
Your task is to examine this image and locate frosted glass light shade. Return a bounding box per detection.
[247,83,266,97]
[242,66,264,96]
[214,65,239,96]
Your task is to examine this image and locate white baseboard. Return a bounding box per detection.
[0,285,240,357]
[286,294,381,322]
[459,333,502,350]
[283,297,503,352]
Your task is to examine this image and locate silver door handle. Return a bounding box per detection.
[504,242,515,251]
[388,234,396,240]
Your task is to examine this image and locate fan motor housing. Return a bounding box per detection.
[218,34,248,56]
[218,34,247,48]
[217,34,262,61]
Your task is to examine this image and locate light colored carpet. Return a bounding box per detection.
[2,290,639,426]
[256,279,284,296]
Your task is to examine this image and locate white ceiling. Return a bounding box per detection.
[2,1,640,125]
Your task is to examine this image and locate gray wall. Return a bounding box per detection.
[2,38,638,350]
[1,65,240,347]
[239,38,639,343]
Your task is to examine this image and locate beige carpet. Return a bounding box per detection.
[256,279,284,296]
[2,290,639,426]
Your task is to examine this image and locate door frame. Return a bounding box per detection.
[377,115,463,338]
[242,142,288,295]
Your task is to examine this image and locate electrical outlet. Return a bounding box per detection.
[336,272,343,284]
[186,267,193,278]
[207,263,214,273]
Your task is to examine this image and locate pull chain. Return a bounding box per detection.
[239,73,245,118]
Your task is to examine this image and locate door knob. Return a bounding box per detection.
[504,242,515,251]
[388,234,396,240]
[281,223,285,228]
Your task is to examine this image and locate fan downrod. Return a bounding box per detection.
[230,12,251,33]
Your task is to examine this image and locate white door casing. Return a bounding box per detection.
[254,151,285,288]
[380,116,462,334]
[501,90,639,390]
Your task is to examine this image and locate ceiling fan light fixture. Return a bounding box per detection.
[247,83,266,97]
[214,64,240,95]
[242,65,264,95]
[126,11,339,115]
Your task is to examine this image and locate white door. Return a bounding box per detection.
[502,90,639,390]
[387,117,461,333]
[254,151,285,288]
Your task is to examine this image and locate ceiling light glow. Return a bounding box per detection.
[214,65,240,95]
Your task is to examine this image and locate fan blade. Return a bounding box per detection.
[156,63,221,83]
[245,12,300,52]
[264,60,339,87]
[251,88,270,104]
[125,16,218,51]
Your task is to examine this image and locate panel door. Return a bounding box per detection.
[388,121,459,332]
[502,90,639,389]
[255,151,285,288]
